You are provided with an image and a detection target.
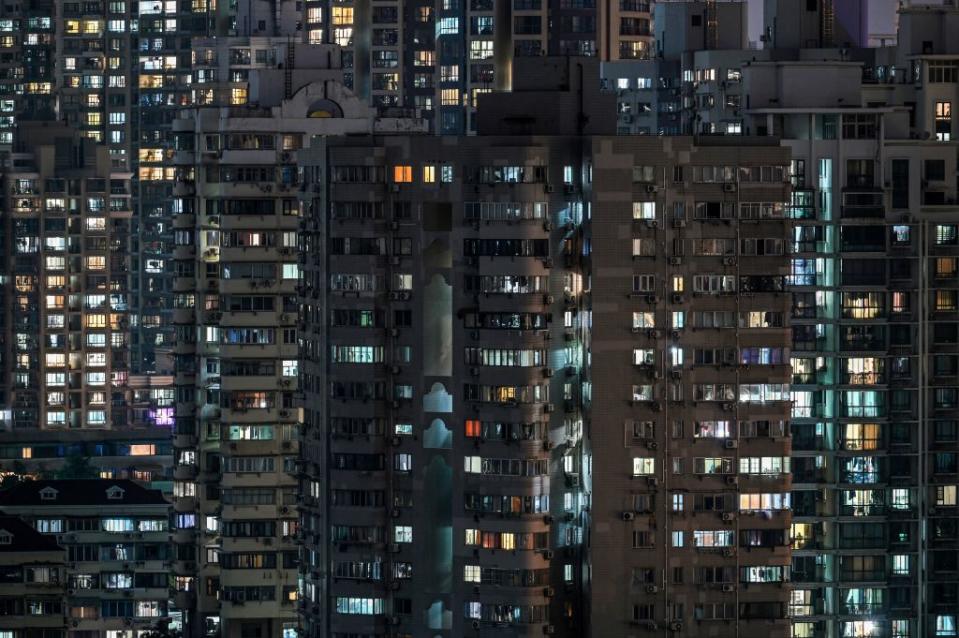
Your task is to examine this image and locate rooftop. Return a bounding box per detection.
[0,516,63,553]
[0,480,168,507]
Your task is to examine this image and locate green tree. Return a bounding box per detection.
[142,621,182,638]
[54,453,98,480]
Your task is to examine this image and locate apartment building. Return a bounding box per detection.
[602,2,959,637]
[0,0,134,165]
[134,0,216,373]
[135,0,324,373]
[0,0,56,152]
[296,70,794,634]
[1,0,653,375]
[170,42,425,638]
[0,480,172,638]
[0,122,170,481]
[758,60,958,638]
[587,136,794,638]
[603,0,749,136]
[304,0,654,134]
[763,0,869,49]
[0,0,157,368]
[0,515,66,638]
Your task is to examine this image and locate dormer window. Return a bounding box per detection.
[106,486,125,500]
[39,487,58,501]
[0,531,11,545]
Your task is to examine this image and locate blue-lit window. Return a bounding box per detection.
[436,17,459,36]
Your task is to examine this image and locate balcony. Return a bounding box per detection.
[838,504,886,517]
[839,602,885,616]
[839,372,886,386]
[841,200,885,219]
[792,470,829,484]
[838,570,887,584]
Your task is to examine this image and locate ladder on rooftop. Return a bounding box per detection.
[821,0,835,47]
[284,41,295,100]
[705,0,717,50]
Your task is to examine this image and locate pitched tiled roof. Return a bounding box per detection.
[0,516,63,553]
[0,479,168,507]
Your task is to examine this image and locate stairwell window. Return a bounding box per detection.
[936,101,952,141]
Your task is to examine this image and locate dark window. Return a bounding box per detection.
[891,159,909,209]
[926,159,946,181]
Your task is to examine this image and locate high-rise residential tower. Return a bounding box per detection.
[603,2,959,636]
[297,61,794,637]
[170,42,424,638]
[304,0,654,134]
[0,122,171,481]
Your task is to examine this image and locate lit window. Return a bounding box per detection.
[632,312,655,329]
[470,40,494,60]
[632,458,655,476]
[392,165,412,183]
[331,6,353,24]
[45,353,66,368]
[85,256,106,270]
[632,201,656,220]
[892,555,910,576]
[441,89,459,106]
[440,65,459,82]
[937,485,957,506]
[937,616,957,638]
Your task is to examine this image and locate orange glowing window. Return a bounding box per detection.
[465,420,481,438]
[392,165,413,183]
